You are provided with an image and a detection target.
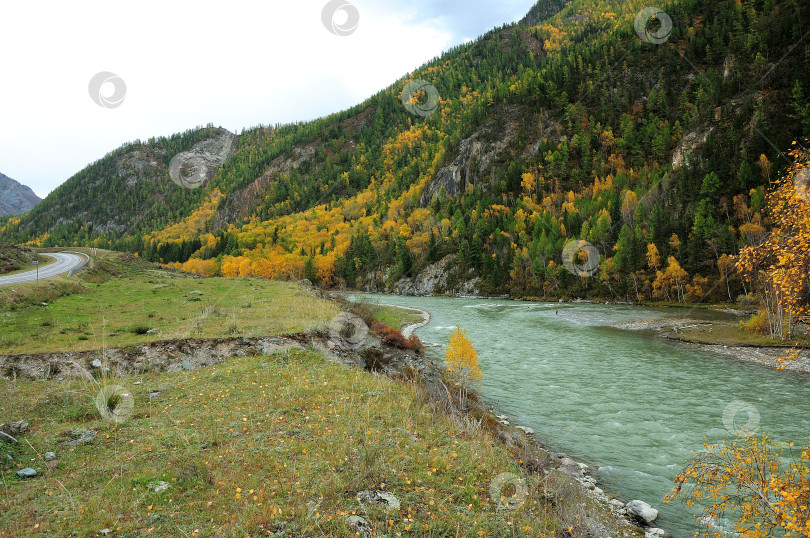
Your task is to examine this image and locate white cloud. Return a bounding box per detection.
[0,0,535,198]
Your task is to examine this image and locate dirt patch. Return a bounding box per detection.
[0,335,313,381]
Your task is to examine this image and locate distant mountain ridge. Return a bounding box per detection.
[0,173,41,217]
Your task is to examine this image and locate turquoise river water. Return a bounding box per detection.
[354,294,810,537]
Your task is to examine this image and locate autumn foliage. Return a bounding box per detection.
[444,326,482,391]
[738,145,810,340]
[667,436,810,537]
[372,322,422,351]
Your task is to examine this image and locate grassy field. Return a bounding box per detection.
[0,251,340,355]
[0,348,572,537]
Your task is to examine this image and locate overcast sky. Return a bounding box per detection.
[0,0,536,198]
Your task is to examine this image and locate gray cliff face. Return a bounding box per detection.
[0,173,41,217]
[168,131,238,190]
[359,255,481,297]
[420,105,521,207]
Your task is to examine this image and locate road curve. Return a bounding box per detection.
[0,252,89,286]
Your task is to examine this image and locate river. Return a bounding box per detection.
[354,294,810,537]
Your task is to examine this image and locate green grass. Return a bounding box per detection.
[370,305,425,332]
[671,320,810,347]
[0,349,562,537]
[0,251,340,354]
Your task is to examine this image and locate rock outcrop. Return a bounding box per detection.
[391,255,454,296]
[420,106,521,207]
[168,131,238,189]
[360,255,480,297]
[671,126,713,170]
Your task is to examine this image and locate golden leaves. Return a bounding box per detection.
[444,326,482,388]
[738,145,810,340]
[667,436,810,537]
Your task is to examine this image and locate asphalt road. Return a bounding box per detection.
[0,252,89,286]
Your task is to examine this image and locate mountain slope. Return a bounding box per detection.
[3,0,810,304]
[0,173,41,217]
[0,126,233,245]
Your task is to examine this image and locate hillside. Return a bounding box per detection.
[0,127,233,244]
[0,172,41,217]
[0,242,48,274]
[2,0,810,304]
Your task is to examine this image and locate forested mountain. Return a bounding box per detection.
[0,173,40,217]
[0,127,232,244]
[2,0,810,304]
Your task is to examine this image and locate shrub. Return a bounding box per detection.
[375,325,409,349]
[740,310,770,335]
[361,348,386,371]
[736,293,759,309]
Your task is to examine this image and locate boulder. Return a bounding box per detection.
[148,480,170,493]
[608,498,626,514]
[626,500,659,526]
[346,515,371,537]
[1,420,29,436]
[61,429,96,446]
[645,529,673,538]
[16,467,37,479]
[357,490,401,511]
[559,456,589,477]
[91,359,102,368]
[44,452,56,461]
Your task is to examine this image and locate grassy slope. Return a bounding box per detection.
[0,250,339,355]
[0,349,567,537]
[0,244,52,276]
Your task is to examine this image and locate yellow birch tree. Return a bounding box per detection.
[444,326,482,400]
